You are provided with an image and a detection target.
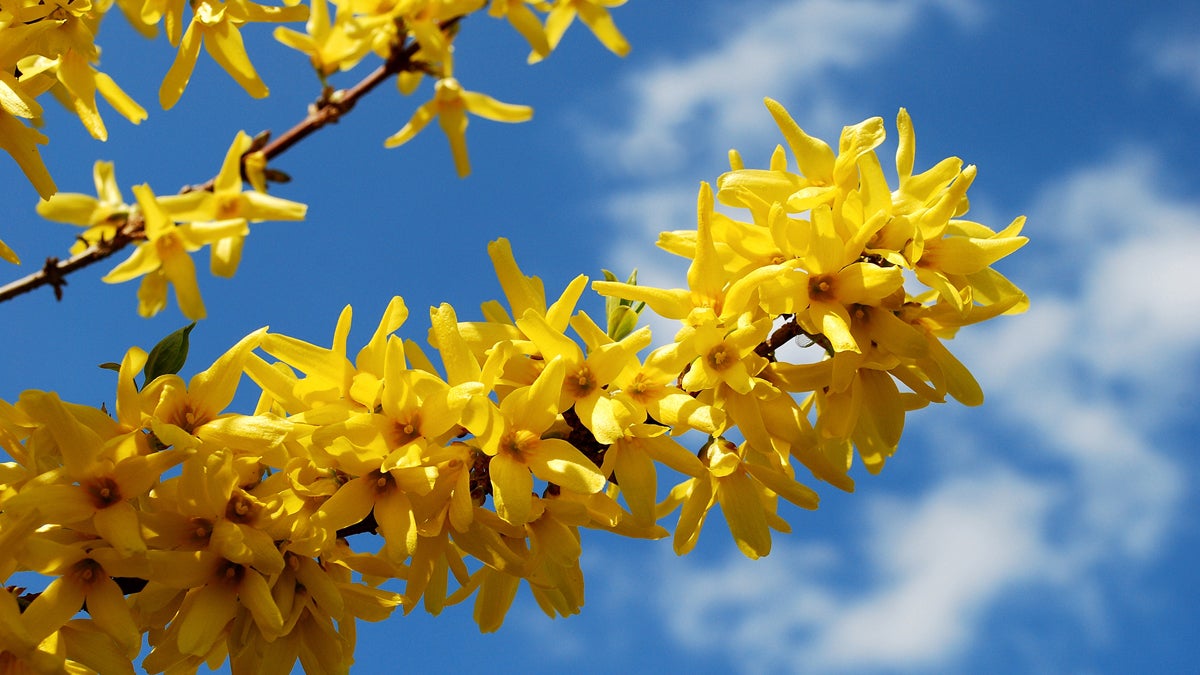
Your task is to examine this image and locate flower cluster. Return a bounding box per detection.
[36,131,307,319]
[0,100,1026,673]
[598,100,1028,489]
[0,0,148,202]
[4,0,631,260]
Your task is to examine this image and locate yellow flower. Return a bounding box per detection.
[249,296,410,410]
[531,0,629,64]
[515,308,649,434]
[159,131,306,278]
[274,0,373,77]
[489,0,550,58]
[102,184,245,319]
[384,76,533,177]
[593,394,705,526]
[159,0,309,109]
[143,550,284,661]
[142,328,290,461]
[664,437,817,559]
[4,390,186,556]
[17,538,146,657]
[36,160,130,254]
[469,357,607,526]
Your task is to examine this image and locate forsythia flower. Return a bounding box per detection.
[1,0,145,198]
[384,75,533,177]
[36,160,131,254]
[102,184,243,319]
[159,131,307,277]
[531,0,630,63]
[0,88,1029,675]
[159,0,309,109]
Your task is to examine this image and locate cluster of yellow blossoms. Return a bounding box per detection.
[0,96,1027,672]
[37,131,308,319]
[2,0,630,260]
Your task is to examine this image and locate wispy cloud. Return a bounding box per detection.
[591,0,983,178]
[1135,29,1200,99]
[655,472,1055,673]
[957,147,1195,561]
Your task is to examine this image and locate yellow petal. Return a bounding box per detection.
[210,235,244,278]
[383,100,437,148]
[85,576,142,656]
[159,240,206,320]
[459,90,533,123]
[488,238,546,318]
[36,192,99,226]
[94,501,147,555]
[715,471,771,559]
[0,237,18,264]
[314,476,375,533]
[95,72,148,125]
[472,568,519,633]
[103,243,160,283]
[672,477,712,556]
[611,441,657,525]
[527,438,606,495]
[238,569,284,638]
[136,270,169,317]
[438,105,471,177]
[204,21,269,98]
[764,97,834,179]
[21,576,85,642]
[576,1,630,57]
[489,453,533,525]
[177,583,238,655]
[188,327,266,414]
[160,22,204,109]
[0,111,55,199]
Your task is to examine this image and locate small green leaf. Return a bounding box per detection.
[144,322,196,383]
[601,268,646,341]
[98,362,121,373]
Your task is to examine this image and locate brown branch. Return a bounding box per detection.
[0,16,461,305]
[0,215,143,304]
[755,315,833,361]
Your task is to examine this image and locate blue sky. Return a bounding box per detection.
[3,0,1199,673]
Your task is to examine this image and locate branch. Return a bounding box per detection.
[755,315,834,361]
[0,215,142,303]
[0,17,460,305]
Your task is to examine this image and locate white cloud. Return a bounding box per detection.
[951,149,1198,563]
[592,0,983,177]
[656,472,1055,673]
[1023,147,1200,383]
[1136,30,1200,99]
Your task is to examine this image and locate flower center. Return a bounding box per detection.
[808,273,837,302]
[565,364,596,399]
[369,469,396,495]
[224,491,259,525]
[85,476,122,509]
[706,344,732,372]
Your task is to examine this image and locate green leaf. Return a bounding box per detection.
[98,362,121,373]
[144,322,196,383]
